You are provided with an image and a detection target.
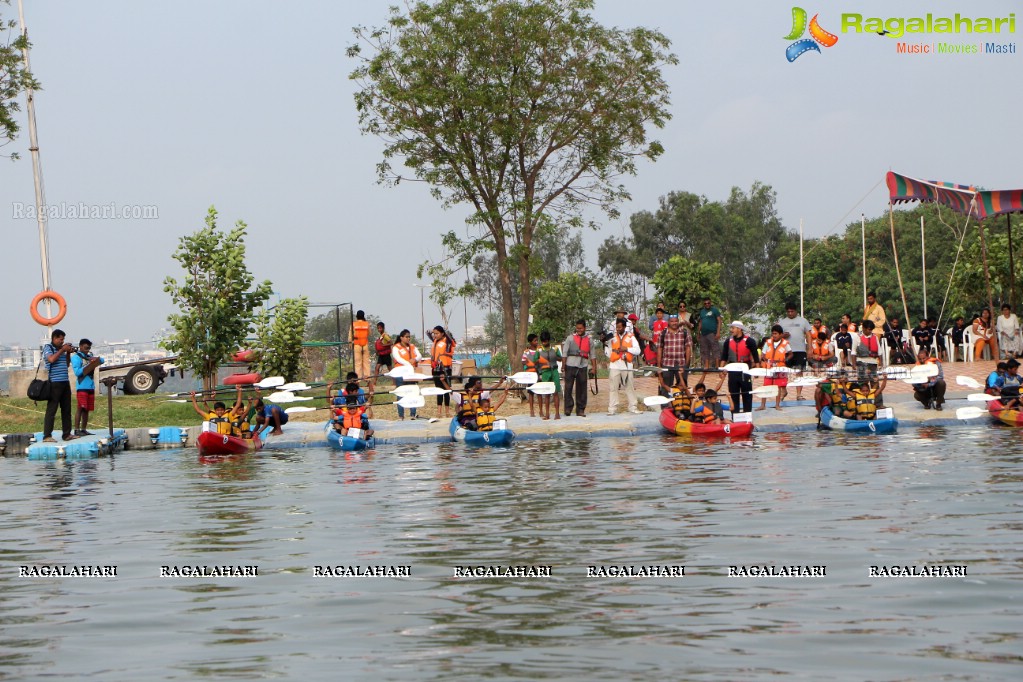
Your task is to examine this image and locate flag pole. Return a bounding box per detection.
[799,218,804,319]
[861,213,867,311]
[921,215,927,319]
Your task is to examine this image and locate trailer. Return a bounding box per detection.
[96,356,180,395]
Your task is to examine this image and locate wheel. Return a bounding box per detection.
[123,366,159,394]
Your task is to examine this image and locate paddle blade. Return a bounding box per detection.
[722,363,749,373]
[163,399,190,403]
[967,393,1000,402]
[391,385,421,398]
[404,373,431,382]
[280,382,311,392]
[751,385,779,398]
[956,407,987,420]
[788,377,821,387]
[956,375,982,389]
[397,395,426,409]
[290,396,313,402]
[267,391,296,403]
[528,382,557,395]
[507,371,538,385]
[744,367,769,377]
[284,406,318,414]
[256,376,286,388]
[907,365,939,379]
[420,387,451,396]
[387,365,414,378]
[643,395,672,407]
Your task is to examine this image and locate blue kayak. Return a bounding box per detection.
[819,407,898,434]
[325,423,374,451]
[449,417,515,447]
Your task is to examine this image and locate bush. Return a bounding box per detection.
[485,352,511,376]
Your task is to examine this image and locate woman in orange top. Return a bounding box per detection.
[430,325,457,418]
[973,307,998,361]
[391,329,422,420]
[351,310,371,379]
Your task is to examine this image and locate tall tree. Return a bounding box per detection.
[1,0,38,159]
[253,296,310,382]
[349,0,676,361]
[599,183,787,314]
[529,269,609,341]
[650,256,726,316]
[163,207,273,391]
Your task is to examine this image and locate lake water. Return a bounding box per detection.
[1,427,1021,681]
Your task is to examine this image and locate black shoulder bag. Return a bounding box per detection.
[27,357,51,402]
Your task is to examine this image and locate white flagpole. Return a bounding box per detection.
[861,213,867,310]
[799,218,804,319]
[921,215,927,319]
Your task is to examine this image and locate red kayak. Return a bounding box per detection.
[224,373,261,386]
[659,408,754,438]
[196,430,263,456]
[988,401,1023,427]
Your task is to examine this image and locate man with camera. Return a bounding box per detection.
[41,329,78,443]
[70,338,105,436]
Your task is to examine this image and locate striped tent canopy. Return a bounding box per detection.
[886,171,977,216]
[887,171,1023,220]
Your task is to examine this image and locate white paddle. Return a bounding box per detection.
[956,406,988,420]
[420,387,451,396]
[505,371,538,385]
[390,385,421,398]
[268,390,296,403]
[751,385,779,398]
[967,393,1001,402]
[643,395,672,406]
[722,363,749,373]
[528,382,557,395]
[403,373,431,382]
[788,377,821,387]
[387,365,414,378]
[956,375,983,389]
[279,382,311,392]
[744,367,769,377]
[284,406,317,414]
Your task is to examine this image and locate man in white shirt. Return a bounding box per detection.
[605,318,641,415]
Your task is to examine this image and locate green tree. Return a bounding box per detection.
[163,207,273,391]
[349,0,676,362]
[253,297,310,381]
[651,256,726,316]
[529,269,609,341]
[599,183,787,314]
[1,1,38,159]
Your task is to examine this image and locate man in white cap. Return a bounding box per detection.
[719,321,759,414]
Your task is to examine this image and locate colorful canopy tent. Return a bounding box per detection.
[886,171,1023,317]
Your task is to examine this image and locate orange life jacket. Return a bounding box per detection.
[810,338,830,359]
[762,340,788,368]
[394,343,417,367]
[341,407,366,431]
[353,320,370,346]
[610,333,635,364]
[431,337,454,368]
[689,399,715,423]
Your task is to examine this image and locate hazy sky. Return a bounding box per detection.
[2,0,1020,345]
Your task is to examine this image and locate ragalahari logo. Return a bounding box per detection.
[784,7,838,61]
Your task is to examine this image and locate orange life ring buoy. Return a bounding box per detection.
[30,290,67,326]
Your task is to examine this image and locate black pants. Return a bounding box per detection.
[433,368,452,406]
[44,380,73,438]
[564,365,588,415]
[914,380,947,407]
[727,372,752,414]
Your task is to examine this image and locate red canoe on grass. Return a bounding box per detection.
[658,408,754,438]
[196,430,263,456]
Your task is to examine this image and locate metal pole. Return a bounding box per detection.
[861,213,867,311]
[1008,213,1016,310]
[799,218,804,319]
[420,286,425,343]
[921,215,927,319]
[888,202,912,327]
[17,0,53,321]
[334,305,342,381]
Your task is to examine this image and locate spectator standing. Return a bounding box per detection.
[605,318,641,415]
[758,324,792,411]
[697,297,723,369]
[521,333,540,417]
[996,304,1022,359]
[719,321,759,414]
[41,329,78,443]
[562,320,592,417]
[352,310,371,379]
[70,338,104,436]
[391,329,422,420]
[656,314,691,397]
[777,303,811,400]
[864,292,886,337]
[677,301,695,331]
[373,322,393,377]
[430,325,456,418]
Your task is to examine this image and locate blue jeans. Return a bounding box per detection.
[394,376,417,419]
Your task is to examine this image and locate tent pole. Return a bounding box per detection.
[921,215,927,319]
[888,202,911,327]
[978,220,994,312]
[1008,213,1016,311]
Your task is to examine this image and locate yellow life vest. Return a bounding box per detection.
[206,412,233,435]
[475,408,496,432]
[670,388,691,416]
[458,393,479,420]
[853,388,877,419]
